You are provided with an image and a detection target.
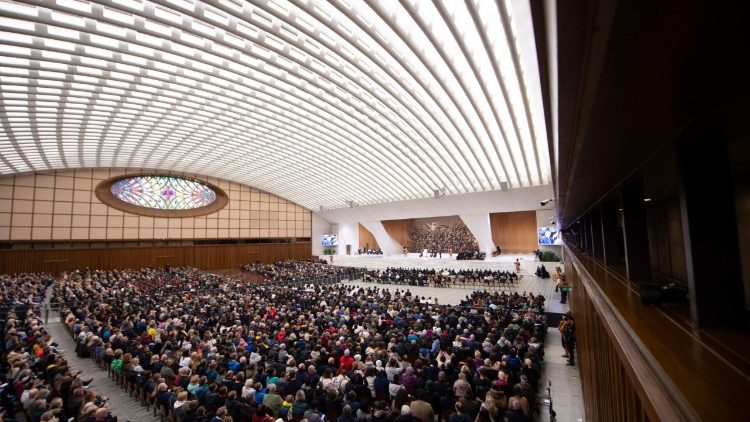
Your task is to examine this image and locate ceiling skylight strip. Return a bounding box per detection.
[0,0,551,209]
[296,0,483,192]
[0,69,414,203]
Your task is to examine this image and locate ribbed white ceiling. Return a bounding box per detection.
[0,0,550,210]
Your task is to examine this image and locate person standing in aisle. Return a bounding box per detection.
[561,313,576,366]
[559,277,570,304]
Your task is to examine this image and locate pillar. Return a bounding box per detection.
[678,132,745,327]
[621,181,652,283]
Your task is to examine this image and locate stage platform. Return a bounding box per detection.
[333,253,568,314]
[333,252,539,270]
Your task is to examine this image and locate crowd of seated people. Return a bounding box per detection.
[362,268,518,288]
[38,263,549,422]
[414,250,485,261]
[455,251,486,261]
[417,249,442,258]
[0,273,117,422]
[534,266,551,279]
[358,249,383,255]
[241,260,364,283]
[0,273,54,312]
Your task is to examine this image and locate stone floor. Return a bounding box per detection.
[537,328,586,422]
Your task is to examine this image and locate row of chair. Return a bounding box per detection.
[64,325,184,422]
[361,276,522,291]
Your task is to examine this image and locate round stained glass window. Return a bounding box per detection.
[110,176,217,210]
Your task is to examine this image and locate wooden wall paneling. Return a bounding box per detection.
[277,244,287,263]
[381,219,414,247]
[259,245,271,264]
[569,255,652,422]
[296,243,309,260]
[193,246,221,269]
[250,245,260,264]
[260,244,274,265]
[151,247,184,268]
[225,245,242,267]
[0,242,311,274]
[489,211,537,252]
[358,224,379,250]
[564,245,705,422]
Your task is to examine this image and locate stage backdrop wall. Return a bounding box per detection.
[358,224,379,251]
[0,242,311,274]
[382,219,415,247]
[413,216,464,227]
[490,211,538,252]
[311,214,332,256]
[0,169,311,241]
[315,185,554,255]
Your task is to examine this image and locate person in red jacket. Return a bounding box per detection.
[339,349,354,372]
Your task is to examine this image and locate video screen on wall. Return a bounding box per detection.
[538,227,562,245]
[321,234,338,246]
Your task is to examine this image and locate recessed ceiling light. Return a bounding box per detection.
[643,198,652,202]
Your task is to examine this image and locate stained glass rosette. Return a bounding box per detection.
[110,176,217,210]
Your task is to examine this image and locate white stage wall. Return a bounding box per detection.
[313,185,554,256]
[311,214,331,256]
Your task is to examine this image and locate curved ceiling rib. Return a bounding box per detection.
[397,0,515,186]
[0,0,550,210]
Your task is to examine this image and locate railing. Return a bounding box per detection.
[564,244,699,421]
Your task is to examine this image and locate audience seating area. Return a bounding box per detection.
[358,249,384,255]
[242,260,365,284]
[1,262,549,422]
[363,268,520,290]
[1,273,118,422]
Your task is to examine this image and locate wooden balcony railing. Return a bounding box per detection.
[564,243,750,421]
